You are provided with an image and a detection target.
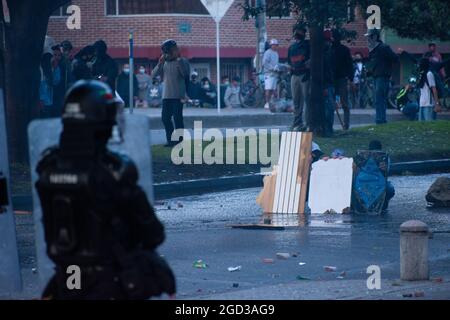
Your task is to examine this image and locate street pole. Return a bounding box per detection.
[129,29,134,114]
[255,0,267,76]
[216,20,221,114]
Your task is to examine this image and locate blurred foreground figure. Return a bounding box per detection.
[36,80,175,300]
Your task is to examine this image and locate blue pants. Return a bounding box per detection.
[374,77,390,124]
[419,106,437,121]
[402,102,419,121]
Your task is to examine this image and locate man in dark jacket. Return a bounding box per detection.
[36,80,175,300]
[323,30,336,136]
[117,64,138,108]
[288,24,310,131]
[92,40,119,93]
[72,45,95,81]
[366,29,399,124]
[332,29,353,130]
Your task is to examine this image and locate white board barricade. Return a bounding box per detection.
[308,158,354,214]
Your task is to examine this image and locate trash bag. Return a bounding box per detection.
[426,177,450,208]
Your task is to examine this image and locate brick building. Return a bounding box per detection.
[47,0,371,83]
[47,0,449,85]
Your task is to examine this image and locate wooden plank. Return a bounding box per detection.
[297,133,312,214]
[287,132,302,213]
[277,132,292,213]
[272,132,287,213]
[281,132,295,213]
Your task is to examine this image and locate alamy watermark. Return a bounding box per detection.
[170,121,280,173]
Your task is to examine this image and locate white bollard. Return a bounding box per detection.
[400,220,429,281]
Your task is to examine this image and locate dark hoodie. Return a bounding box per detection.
[92,40,119,92]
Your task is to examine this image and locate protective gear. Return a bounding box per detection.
[62,80,120,126]
[36,80,175,299]
[161,39,177,55]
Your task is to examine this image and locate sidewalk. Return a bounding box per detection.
[133,107,450,145]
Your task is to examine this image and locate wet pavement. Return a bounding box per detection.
[9,173,450,299]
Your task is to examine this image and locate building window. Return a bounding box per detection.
[222,62,248,83]
[106,0,209,15]
[50,1,72,17]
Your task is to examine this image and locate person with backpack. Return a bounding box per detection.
[36,80,175,300]
[418,58,442,121]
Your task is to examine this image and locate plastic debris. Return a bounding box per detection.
[414,291,425,298]
[337,271,346,279]
[296,275,311,280]
[227,266,242,272]
[402,293,413,298]
[177,202,184,208]
[232,283,239,288]
[391,281,402,286]
[324,266,337,272]
[262,258,274,264]
[193,260,208,269]
[432,277,443,283]
[276,252,290,260]
[291,252,299,258]
[298,262,306,266]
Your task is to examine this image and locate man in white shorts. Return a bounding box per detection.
[262,39,280,109]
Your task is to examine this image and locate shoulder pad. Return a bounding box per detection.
[103,151,139,184]
[36,146,59,173]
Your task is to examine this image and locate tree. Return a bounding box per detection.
[360,0,450,41]
[240,0,450,134]
[0,0,70,163]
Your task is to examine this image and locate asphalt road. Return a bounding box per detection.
[9,173,450,299]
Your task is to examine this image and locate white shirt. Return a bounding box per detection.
[262,49,279,75]
[420,71,436,107]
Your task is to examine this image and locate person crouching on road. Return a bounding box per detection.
[151,39,190,147]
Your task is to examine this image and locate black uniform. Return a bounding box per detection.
[36,80,175,300]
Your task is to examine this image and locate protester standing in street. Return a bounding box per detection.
[288,24,310,131]
[262,39,280,109]
[72,45,95,81]
[323,30,336,137]
[92,40,119,93]
[425,42,446,80]
[136,66,151,108]
[116,63,138,109]
[332,29,353,130]
[366,29,399,124]
[351,52,367,109]
[151,39,190,147]
[418,58,442,121]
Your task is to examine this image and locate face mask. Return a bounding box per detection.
[139,68,145,74]
[203,84,210,90]
[224,81,230,86]
[123,68,130,74]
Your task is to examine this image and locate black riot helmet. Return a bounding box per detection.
[161,39,177,55]
[60,80,122,155]
[62,80,120,126]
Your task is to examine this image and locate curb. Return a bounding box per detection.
[153,159,450,200]
[11,159,450,207]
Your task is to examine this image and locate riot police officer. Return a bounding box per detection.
[36,80,175,300]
